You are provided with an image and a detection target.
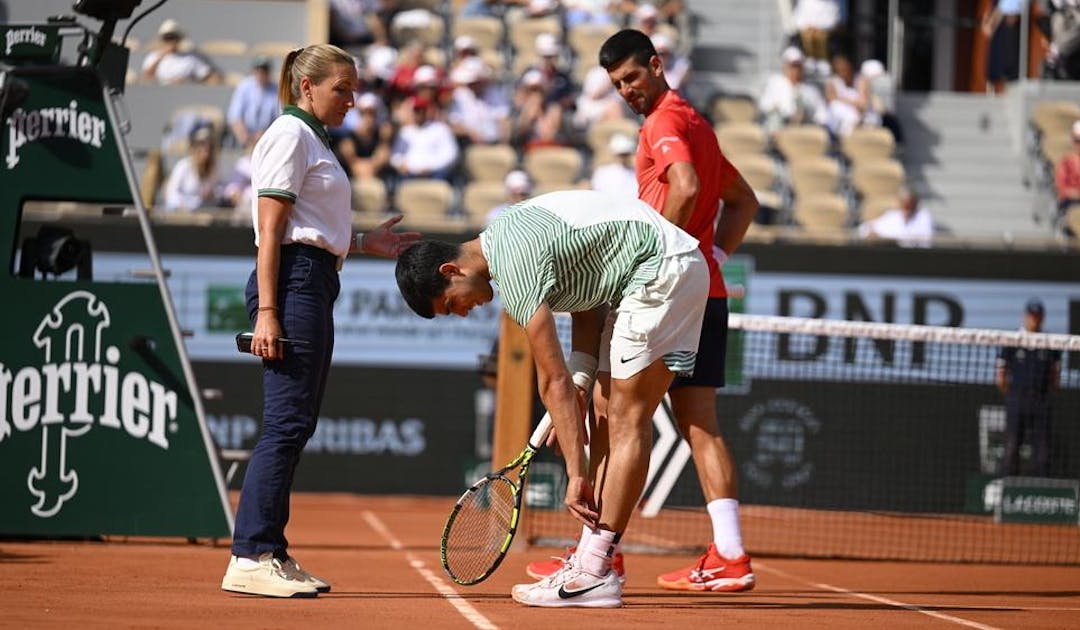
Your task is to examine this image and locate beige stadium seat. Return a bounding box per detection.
[568,23,617,65]
[732,154,778,192]
[509,16,562,57]
[850,159,906,199]
[841,126,896,164]
[860,194,900,222]
[586,117,640,155]
[352,178,388,214]
[200,39,248,56]
[793,193,850,232]
[715,122,767,158]
[390,11,446,48]
[162,105,226,155]
[453,16,505,51]
[789,156,842,197]
[1031,100,1080,139]
[709,95,758,125]
[395,178,460,230]
[462,181,508,226]
[464,144,518,183]
[250,41,302,58]
[1063,203,1080,238]
[774,124,831,161]
[523,146,584,185]
[1042,135,1075,168]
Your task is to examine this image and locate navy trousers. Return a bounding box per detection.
[231,244,340,559]
[1000,396,1051,478]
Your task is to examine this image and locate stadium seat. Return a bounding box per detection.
[715,122,768,158]
[1042,134,1074,169]
[789,156,842,197]
[394,179,460,231]
[390,11,446,48]
[509,16,562,57]
[464,144,518,183]
[568,23,618,65]
[352,178,388,215]
[523,146,584,185]
[773,124,831,161]
[162,105,226,155]
[841,126,896,164]
[709,95,758,125]
[199,39,248,56]
[453,16,505,51]
[1063,204,1080,238]
[586,117,640,156]
[1030,100,1080,139]
[793,193,850,232]
[850,159,906,199]
[461,181,507,226]
[731,154,778,192]
[860,194,900,222]
[250,41,303,58]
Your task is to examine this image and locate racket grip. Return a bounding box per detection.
[528,413,554,448]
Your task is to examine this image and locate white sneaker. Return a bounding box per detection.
[283,555,331,593]
[511,556,622,608]
[221,553,319,598]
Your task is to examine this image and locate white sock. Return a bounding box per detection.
[235,556,260,569]
[707,498,745,559]
[578,523,621,555]
[577,528,617,577]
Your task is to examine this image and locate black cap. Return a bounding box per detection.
[1025,298,1045,316]
[252,55,272,70]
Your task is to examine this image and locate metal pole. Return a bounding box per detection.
[887,0,899,73]
[1018,2,1030,83]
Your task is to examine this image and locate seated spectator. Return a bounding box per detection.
[448,58,511,145]
[858,58,903,143]
[1054,120,1080,213]
[1044,0,1080,79]
[564,0,619,27]
[793,0,841,75]
[656,0,694,56]
[460,0,530,19]
[591,132,638,198]
[389,95,460,181]
[825,52,868,137]
[163,125,224,212]
[634,2,663,37]
[221,148,254,220]
[857,186,934,248]
[524,0,560,19]
[329,0,388,50]
[573,65,626,133]
[334,92,395,180]
[227,56,279,149]
[387,42,429,101]
[486,169,533,224]
[511,69,570,151]
[451,35,482,72]
[525,33,575,109]
[758,46,827,135]
[652,32,690,90]
[141,19,221,85]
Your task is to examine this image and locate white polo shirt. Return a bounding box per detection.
[251,106,353,258]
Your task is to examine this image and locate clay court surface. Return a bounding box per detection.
[4,493,1080,629]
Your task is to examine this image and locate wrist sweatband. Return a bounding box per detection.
[567,351,598,391]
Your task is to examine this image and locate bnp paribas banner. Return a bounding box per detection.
[0,64,231,537]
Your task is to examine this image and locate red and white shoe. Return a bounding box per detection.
[525,546,626,583]
[656,544,755,592]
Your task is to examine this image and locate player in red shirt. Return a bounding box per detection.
[524,29,760,593]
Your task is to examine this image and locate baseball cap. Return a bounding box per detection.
[157,19,183,39]
[505,170,532,195]
[608,132,636,155]
[451,57,488,85]
[412,64,439,87]
[521,68,545,88]
[252,55,273,70]
[527,0,557,15]
[635,3,659,22]
[860,59,885,79]
[781,46,805,65]
[651,33,674,54]
[1025,298,1045,316]
[535,33,560,57]
[357,92,380,111]
[454,35,477,52]
[411,95,432,110]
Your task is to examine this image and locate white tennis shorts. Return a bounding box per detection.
[598,249,709,380]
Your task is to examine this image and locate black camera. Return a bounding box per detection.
[72,0,143,21]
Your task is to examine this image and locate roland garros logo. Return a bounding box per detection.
[0,291,178,517]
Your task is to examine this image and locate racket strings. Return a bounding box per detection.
[443,476,518,583]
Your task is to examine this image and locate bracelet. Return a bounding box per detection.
[257,306,277,312]
[353,231,364,251]
[567,351,598,391]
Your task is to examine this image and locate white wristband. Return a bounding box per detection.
[567,351,598,391]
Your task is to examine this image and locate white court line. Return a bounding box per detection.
[755,561,1002,630]
[361,510,499,630]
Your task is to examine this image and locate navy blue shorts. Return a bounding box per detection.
[671,297,728,390]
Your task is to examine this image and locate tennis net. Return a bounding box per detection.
[521,314,1080,565]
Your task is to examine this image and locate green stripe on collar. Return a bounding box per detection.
[283,105,331,148]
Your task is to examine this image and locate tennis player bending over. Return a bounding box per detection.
[396,189,708,608]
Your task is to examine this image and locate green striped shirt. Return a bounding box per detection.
[480,190,700,327]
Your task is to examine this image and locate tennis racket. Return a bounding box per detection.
[440,413,554,586]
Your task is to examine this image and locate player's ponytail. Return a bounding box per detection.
[278,47,303,106]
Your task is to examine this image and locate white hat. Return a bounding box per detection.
[505,170,532,194]
[1072,119,1080,138]
[357,92,380,111]
[582,65,612,98]
[454,35,477,52]
[528,0,557,14]
[521,68,545,88]
[781,46,805,65]
[451,58,488,85]
[412,64,439,86]
[535,32,560,57]
[366,45,399,80]
[608,132,636,155]
[651,33,673,53]
[860,59,885,79]
[157,18,183,38]
[635,3,659,22]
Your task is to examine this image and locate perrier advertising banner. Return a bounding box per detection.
[0,64,232,537]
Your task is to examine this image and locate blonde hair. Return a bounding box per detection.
[278,44,355,107]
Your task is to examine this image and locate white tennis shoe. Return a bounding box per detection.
[511,556,622,608]
[283,555,331,593]
[221,553,319,598]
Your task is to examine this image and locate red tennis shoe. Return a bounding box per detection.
[656,544,755,592]
[525,546,626,583]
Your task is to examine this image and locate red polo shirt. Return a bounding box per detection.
[637,90,737,297]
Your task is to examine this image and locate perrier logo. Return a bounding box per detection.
[0,291,179,517]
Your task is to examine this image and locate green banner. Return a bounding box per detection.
[0,65,231,538]
[995,477,1080,526]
